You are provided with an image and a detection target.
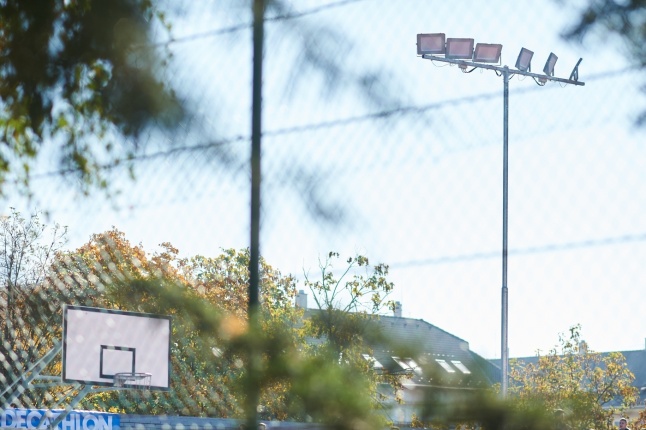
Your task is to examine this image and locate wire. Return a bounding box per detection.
[27,136,248,180]
[24,66,638,181]
[428,59,451,67]
[143,0,368,48]
[388,233,646,269]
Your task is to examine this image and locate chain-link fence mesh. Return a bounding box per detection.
[1,0,644,428]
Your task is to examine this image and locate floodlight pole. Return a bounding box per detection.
[501,66,509,398]
[420,54,583,397]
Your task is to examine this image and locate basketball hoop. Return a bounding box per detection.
[113,372,152,390]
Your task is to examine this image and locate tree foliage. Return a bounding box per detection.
[304,252,395,315]
[10,218,630,429]
[0,230,402,428]
[0,209,68,407]
[0,0,183,194]
[562,0,646,123]
[63,236,396,428]
[0,208,67,325]
[301,252,395,361]
[634,405,646,430]
[563,0,646,64]
[57,232,274,417]
[300,252,403,426]
[507,324,638,430]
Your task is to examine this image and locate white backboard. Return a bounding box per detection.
[62,305,171,390]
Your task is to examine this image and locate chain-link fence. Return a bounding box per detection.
[1,0,644,428]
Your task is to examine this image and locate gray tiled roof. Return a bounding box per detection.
[621,349,646,393]
[367,314,499,389]
[301,309,499,389]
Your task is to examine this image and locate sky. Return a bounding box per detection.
[9,0,646,360]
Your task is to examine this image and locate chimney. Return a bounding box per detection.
[295,290,308,309]
[393,301,402,318]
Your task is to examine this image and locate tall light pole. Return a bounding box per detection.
[417,33,584,397]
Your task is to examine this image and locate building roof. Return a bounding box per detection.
[621,349,646,393]
[370,314,499,389]
[296,289,500,391]
[302,307,500,390]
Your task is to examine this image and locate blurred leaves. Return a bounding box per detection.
[0,0,184,195]
[268,0,404,111]
[561,0,646,123]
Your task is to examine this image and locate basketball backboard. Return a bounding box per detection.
[62,305,171,390]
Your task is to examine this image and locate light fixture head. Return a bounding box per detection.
[515,48,534,72]
[446,38,474,60]
[569,58,583,82]
[543,52,558,76]
[473,43,502,63]
[417,33,446,55]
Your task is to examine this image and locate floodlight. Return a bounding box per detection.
[474,43,502,63]
[515,48,533,72]
[569,58,583,82]
[446,38,474,59]
[417,33,446,55]
[543,52,558,76]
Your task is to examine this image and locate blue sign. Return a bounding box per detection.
[1,409,119,430]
